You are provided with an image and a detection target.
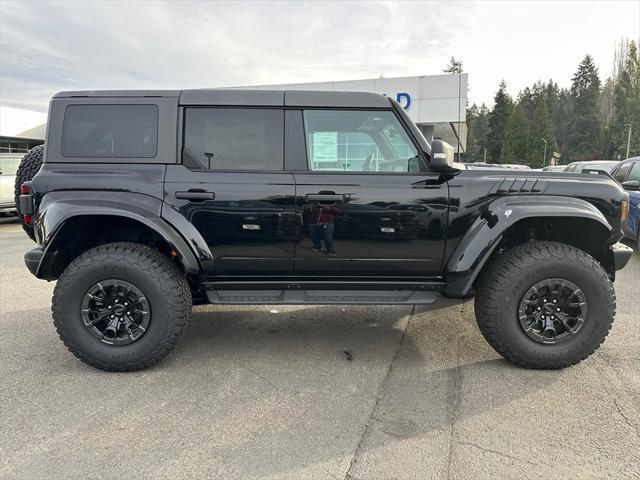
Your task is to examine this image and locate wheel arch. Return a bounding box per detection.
[33,191,201,279]
[444,195,614,297]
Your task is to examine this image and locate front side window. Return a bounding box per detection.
[303,110,419,173]
[183,108,284,171]
[613,163,632,183]
[62,105,158,158]
[627,162,640,182]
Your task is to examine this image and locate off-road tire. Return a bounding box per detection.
[52,242,192,371]
[474,241,615,369]
[14,144,44,241]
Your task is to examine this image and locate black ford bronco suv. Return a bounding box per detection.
[17,89,633,372]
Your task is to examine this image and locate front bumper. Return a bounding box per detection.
[610,242,633,271]
[24,247,44,276]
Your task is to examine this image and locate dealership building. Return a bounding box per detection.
[231,74,468,153]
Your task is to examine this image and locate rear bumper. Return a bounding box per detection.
[610,242,633,271]
[24,247,44,276]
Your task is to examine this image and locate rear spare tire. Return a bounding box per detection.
[14,144,44,241]
[52,242,192,371]
[474,241,615,369]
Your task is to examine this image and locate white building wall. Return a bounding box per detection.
[230,74,467,126]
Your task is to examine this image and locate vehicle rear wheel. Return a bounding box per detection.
[52,242,192,371]
[14,144,44,241]
[474,241,615,369]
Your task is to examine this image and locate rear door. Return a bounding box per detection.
[289,108,448,276]
[164,106,297,275]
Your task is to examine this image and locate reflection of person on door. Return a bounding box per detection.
[309,203,339,255]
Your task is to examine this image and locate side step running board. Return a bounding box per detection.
[205,289,439,305]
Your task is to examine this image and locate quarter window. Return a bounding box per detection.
[303,110,419,173]
[182,108,284,171]
[62,105,158,158]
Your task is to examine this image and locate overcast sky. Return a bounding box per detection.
[1,0,639,135]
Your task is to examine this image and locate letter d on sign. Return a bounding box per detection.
[396,92,411,110]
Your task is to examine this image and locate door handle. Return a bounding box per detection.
[306,193,346,202]
[175,190,215,201]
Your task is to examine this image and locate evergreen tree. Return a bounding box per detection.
[566,55,602,161]
[608,40,640,159]
[599,77,616,158]
[501,104,534,164]
[531,96,556,166]
[464,103,490,161]
[518,86,536,120]
[443,57,463,74]
[554,88,573,162]
[487,81,513,162]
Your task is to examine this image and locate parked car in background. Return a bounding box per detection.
[611,157,640,250]
[0,154,22,216]
[500,163,531,170]
[463,162,530,170]
[542,165,566,172]
[563,160,619,173]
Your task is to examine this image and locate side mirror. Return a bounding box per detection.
[621,180,640,191]
[430,139,455,171]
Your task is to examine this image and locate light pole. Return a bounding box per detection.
[541,138,548,166]
[482,147,487,163]
[625,123,632,159]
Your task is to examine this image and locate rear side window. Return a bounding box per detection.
[62,105,158,158]
[182,108,284,171]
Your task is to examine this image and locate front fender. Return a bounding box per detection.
[444,195,613,297]
[33,191,203,276]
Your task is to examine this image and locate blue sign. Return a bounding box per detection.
[382,92,412,111]
[396,92,411,111]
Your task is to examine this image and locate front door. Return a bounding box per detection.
[164,107,297,275]
[292,109,448,276]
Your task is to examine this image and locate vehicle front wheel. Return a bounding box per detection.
[52,242,191,371]
[474,241,615,369]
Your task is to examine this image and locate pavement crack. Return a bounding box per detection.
[590,355,640,439]
[612,398,640,438]
[343,305,415,480]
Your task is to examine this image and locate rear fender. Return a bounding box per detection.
[444,195,612,297]
[34,191,206,278]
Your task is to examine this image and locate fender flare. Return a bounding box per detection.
[444,195,613,297]
[34,191,204,277]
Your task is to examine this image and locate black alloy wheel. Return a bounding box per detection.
[518,278,587,344]
[81,279,151,345]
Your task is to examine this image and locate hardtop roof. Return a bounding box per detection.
[52,89,392,108]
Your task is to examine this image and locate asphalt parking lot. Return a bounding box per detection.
[0,216,638,480]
